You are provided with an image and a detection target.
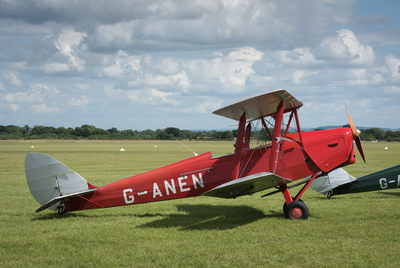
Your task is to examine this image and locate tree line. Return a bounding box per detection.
[0,125,238,140]
[0,124,399,141]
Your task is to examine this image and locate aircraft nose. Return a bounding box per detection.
[346,106,366,162]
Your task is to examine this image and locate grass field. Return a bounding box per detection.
[1,140,400,267]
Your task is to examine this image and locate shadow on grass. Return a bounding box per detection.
[308,190,400,201]
[31,211,172,221]
[138,204,278,230]
[31,205,283,228]
[378,191,400,197]
[31,212,90,220]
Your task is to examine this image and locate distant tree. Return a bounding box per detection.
[385,130,400,141]
[75,124,105,137]
[22,125,30,136]
[155,129,172,140]
[5,125,23,135]
[141,129,155,140]
[108,127,118,134]
[164,127,181,138]
[0,125,24,139]
[31,125,56,137]
[0,124,398,141]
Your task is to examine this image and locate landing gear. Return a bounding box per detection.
[57,202,66,216]
[283,200,309,220]
[280,173,318,220]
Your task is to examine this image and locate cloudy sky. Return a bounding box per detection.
[0,0,399,130]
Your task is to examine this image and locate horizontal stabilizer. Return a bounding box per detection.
[310,168,356,194]
[213,90,302,121]
[36,188,97,213]
[203,172,292,198]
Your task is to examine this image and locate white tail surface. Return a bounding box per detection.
[25,152,92,211]
[310,168,356,194]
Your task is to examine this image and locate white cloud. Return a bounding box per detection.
[346,68,368,86]
[31,103,60,113]
[385,55,400,81]
[0,1,399,130]
[85,1,354,51]
[43,62,70,73]
[141,71,191,91]
[274,47,321,66]
[385,86,400,94]
[53,27,87,72]
[357,98,371,108]
[0,103,19,112]
[320,29,375,65]
[102,52,190,92]
[371,72,385,84]
[4,91,40,103]
[103,84,125,99]
[94,21,136,48]
[68,96,88,107]
[292,70,317,84]
[102,51,141,78]
[188,47,263,91]
[194,98,224,114]
[10,104,19,112]
[151,58,180,75]
[3,71,22,86]
[31,83,60,96]
[103,85,177,106]
[127,88,176,105]
[11,62,26,70]
[3,83,59,103]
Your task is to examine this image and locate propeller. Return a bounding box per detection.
[346,106,366,162]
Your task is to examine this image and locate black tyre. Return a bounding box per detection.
[283,199,304,218]
[283,202,288,217]
[283,200,309,220]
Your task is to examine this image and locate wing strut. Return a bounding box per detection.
[269,101,284,173]
[232,113,247,180]
[279,173,319,204]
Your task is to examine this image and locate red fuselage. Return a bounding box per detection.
[65,128,356,212]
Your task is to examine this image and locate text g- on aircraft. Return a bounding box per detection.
[25,90,366,220]
[310,164,400,198]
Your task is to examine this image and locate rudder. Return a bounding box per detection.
[25,152,96,212]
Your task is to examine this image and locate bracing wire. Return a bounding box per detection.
[160,129,198,156]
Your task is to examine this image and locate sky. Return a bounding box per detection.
[0,0,399,131]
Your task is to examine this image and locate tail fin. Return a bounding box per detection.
[25,152,97,213]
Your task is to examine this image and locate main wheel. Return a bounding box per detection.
[283,200,309,220]
[283,199,304,218]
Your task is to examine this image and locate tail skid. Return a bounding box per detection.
[25,152,97,213]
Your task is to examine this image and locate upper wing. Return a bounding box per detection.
[213,90,302,121]
[203,172,292,198]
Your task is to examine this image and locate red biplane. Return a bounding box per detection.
[25,90,365,219]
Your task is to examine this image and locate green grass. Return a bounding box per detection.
[1,140,400,267]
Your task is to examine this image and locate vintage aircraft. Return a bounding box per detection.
[310,164,400,198]
[25,90,365,219]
